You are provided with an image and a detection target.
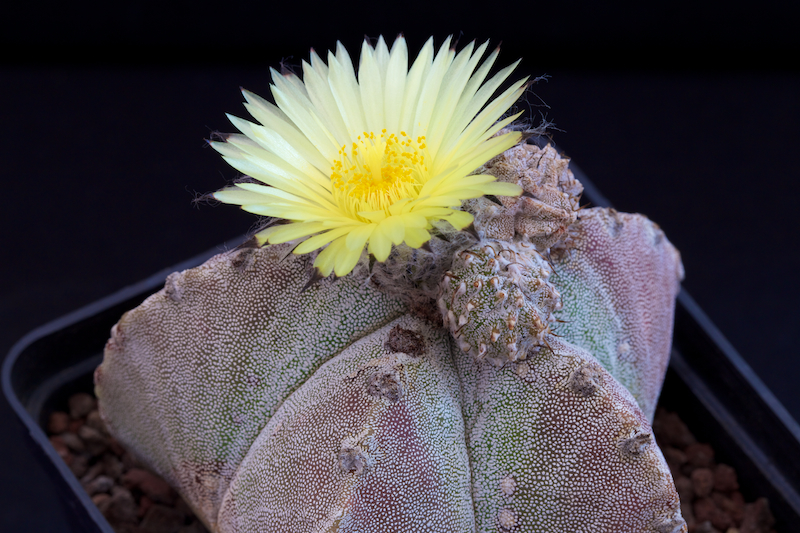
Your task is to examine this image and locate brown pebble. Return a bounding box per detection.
[69,392,96,419]
[140,504,184,533]
[86,409,109,434]
[78,424,109,456]
[691,468,715,498]
[663,446,688,474]
[84,475,115,496]
[105,486,138,525]
[115,524,147,533]
[685,442,715,470]
[101,453,125,480]
[47,411,70,434]
[174,496,194,518]
[59,431,86,454]
[675,476,694,502]
[179,521,210,533]
[123,468,176,505]
[740,498,774,533]
[81,462,105,485]
[712,492,745,525]
[139,495,155,519]
[68,418,84,434]
[695,497,734,531]
[714,464,740,492]
[681,499,696,530]
[69,453,90,478]
[122,450,143,470]
[92,492,112,514]
[653,408,697,448]
[695,521,722,533]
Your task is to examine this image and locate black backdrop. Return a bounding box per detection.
[2,1,799,530]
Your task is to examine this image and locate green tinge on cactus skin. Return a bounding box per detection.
[550,208,683,421]
[552,269,637,400]
[218,315,474,533]
[455,335,683,533]
[96,245,407,529]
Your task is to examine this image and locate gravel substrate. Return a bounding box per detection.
[653,407,776,533]
[45,392,777,533]
[46,392,208,533]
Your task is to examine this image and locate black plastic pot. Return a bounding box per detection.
[4,159,800,533]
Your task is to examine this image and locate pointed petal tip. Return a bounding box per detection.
[239,88,263,107]
[207,133,230,146]
[301,267,326,293]
[485,194,503,206]
[237,235,261,250]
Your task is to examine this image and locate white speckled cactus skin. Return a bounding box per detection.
[96,145,687,532]
[550,207,684,421]
[96,246,406,529]
[457,336,683,533]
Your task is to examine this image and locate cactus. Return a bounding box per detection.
[96,246,406,527]
[94,35,687,533]
[96,202,686,532]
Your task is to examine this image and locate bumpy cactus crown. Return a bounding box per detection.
[438,239,560,366]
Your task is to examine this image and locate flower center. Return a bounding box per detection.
[330,130,428,209]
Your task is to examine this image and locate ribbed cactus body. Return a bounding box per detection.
[550,208,684,420]
[217,315,474,533]
[456,335,683,533]
[97,227,686,532]
[96,245,406,530]
[96,139,687,532]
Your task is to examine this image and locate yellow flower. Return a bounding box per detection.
[212,35,526,277]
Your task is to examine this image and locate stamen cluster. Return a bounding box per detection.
[330,130,428,211]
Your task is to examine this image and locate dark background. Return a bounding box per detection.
[2,1,798,530]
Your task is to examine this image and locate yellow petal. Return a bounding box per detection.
[380,216,405,245]
[314,236,347,277]
[357,209,388,223]
[479,181,523,197]
[404,227,431,248]
[444,210,474,229]
[398,212,427,228]
[368,227,392,261]
[345,223,376,251]
[294,226,354,254]
[335,244,364,276]
[268,222,327,243]
[254,225,281,246]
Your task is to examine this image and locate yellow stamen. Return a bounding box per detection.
[330,131,428,211]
